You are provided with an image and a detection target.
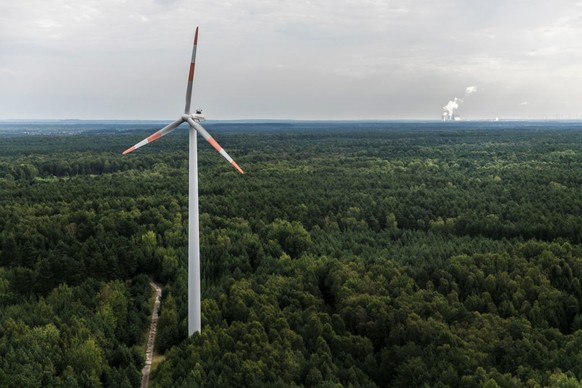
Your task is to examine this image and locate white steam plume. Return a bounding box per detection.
[442,98,460,118]
[465,86,477,95]
[442,86,478,120]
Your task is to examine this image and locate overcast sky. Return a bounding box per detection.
[2,0,582,120]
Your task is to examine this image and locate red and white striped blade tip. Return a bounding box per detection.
[121,130,162,155]
[186,117,244,174]
[206,136,244,174]
[121,118,184,155]
[232,161,244,174]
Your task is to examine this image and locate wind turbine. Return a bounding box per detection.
[122,27,244,336]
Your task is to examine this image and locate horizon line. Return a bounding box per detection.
[3,118,582,123]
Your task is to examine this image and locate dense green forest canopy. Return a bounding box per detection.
[1,120,582,387]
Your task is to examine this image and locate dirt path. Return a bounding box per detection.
[141,281,162,388]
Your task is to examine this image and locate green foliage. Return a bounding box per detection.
[3,121,582,385]
[268,219,312,259]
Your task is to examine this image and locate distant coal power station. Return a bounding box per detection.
[441,86,477,121]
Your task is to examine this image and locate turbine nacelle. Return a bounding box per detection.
[183,110,206,122]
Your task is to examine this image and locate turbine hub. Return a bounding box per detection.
[183,110,206,122]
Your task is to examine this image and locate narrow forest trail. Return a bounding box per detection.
[141,282,162,388]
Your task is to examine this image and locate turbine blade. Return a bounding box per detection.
[122,118,184,155]
[185,117,244,174]
[184,27,199,115]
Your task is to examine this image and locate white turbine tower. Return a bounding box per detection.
[122,27,244,336]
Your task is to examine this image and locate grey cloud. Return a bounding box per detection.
[2,0,582,119]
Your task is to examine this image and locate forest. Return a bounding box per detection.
[1,120,582,387]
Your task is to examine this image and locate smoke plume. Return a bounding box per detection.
[442,86,477,120]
